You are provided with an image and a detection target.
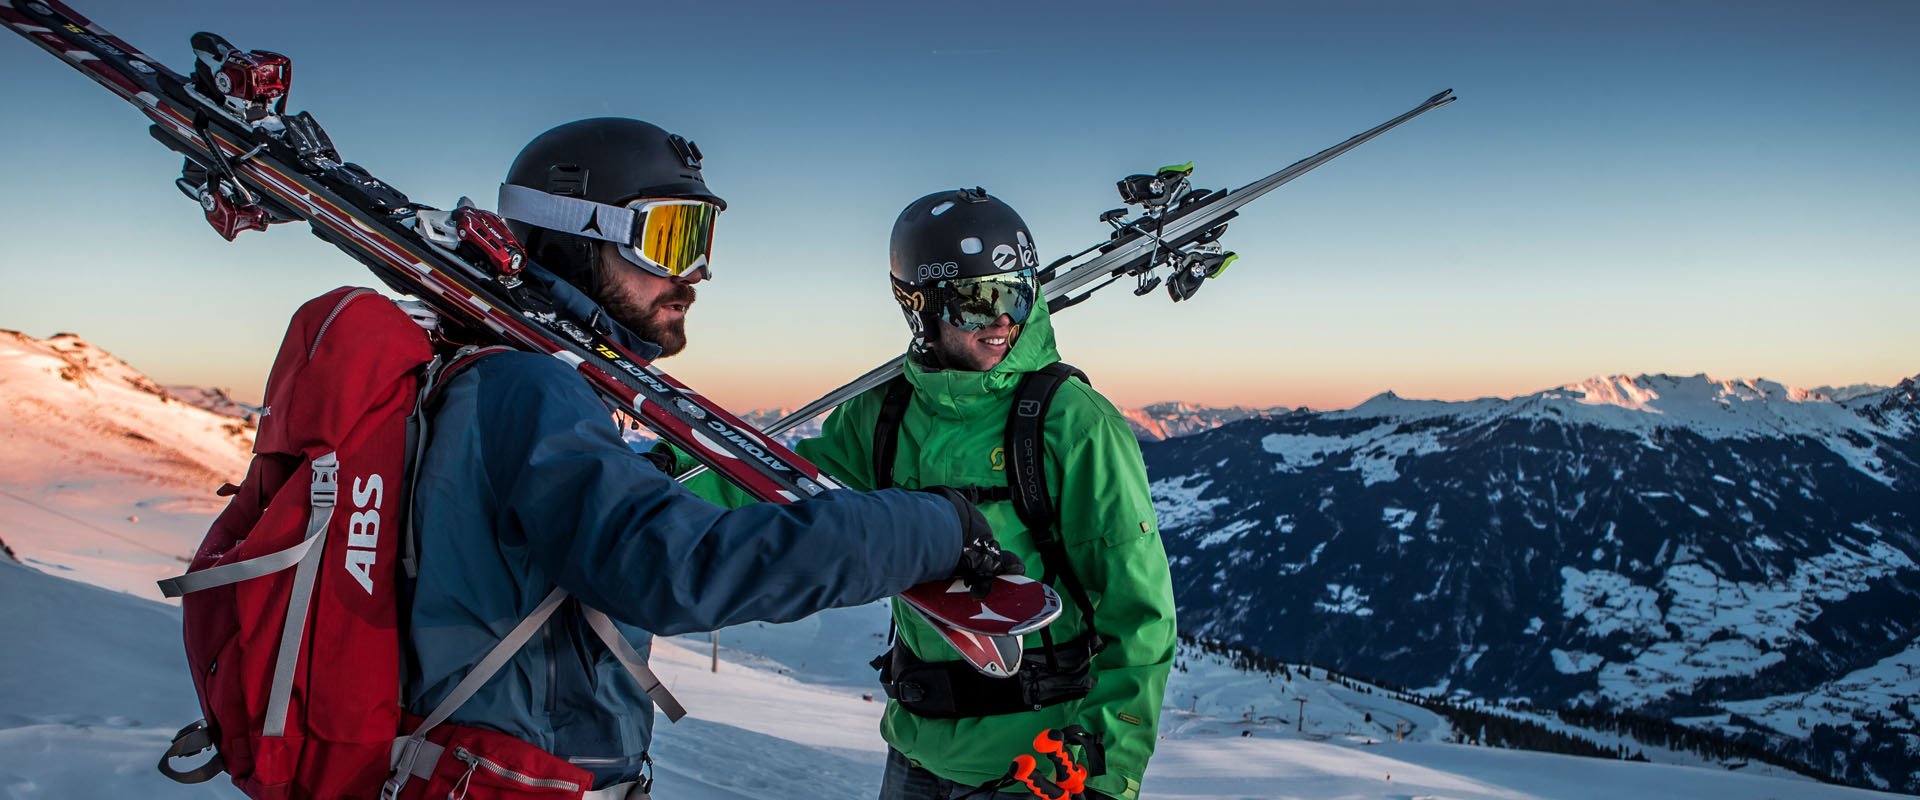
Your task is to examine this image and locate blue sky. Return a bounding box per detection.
[1,0,1915,410]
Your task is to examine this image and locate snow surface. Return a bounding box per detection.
[1560,540,1916,707]
[0,331,253,599]
[1150,473,1231,529]
[3,554,1904,800]
[1551,650,1606,675]
[1719,640,1920,739]
[1261,424,1449,486]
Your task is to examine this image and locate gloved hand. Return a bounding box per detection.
[922,486,1024,597]
[640,442,684,474]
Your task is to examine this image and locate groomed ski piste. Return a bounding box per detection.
[2,331,1907,799]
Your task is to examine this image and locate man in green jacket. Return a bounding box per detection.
[707,188,1176,799]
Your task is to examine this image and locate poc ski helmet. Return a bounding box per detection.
[888,187,1040,347]
[499,117,726,292]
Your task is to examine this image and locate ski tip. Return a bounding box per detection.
[1427,88,1457,105]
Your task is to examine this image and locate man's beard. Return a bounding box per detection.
[597,277,696,357]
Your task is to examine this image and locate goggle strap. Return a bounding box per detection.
[497,183,634,245]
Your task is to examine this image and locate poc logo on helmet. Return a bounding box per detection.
[343,472,386,594]
[916,262,959,281]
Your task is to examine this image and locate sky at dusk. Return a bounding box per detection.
[0,0,1915,412]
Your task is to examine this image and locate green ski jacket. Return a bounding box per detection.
[687,299,1175,799]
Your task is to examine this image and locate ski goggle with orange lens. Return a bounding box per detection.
[497,183,719,279]
[931,270,1037,331]
[619,199,718,278]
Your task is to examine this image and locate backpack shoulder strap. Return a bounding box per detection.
[421,345,514,410]
[869,374,915,491]
[402,344,513,580]
[1005,362,1099,629]
[1006,361,1088,533]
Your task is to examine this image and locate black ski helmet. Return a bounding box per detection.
[502,117,724,290]
[888,188,1039,344]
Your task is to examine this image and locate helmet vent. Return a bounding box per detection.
[959,237,983,254]
[930,201,955,217]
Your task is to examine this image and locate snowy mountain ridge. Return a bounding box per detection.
[1143,368,1920,793]
[1339,372,1917,441]
[1123,401,1285,441]
[1117,372,1915,445]
[162,385,261,422]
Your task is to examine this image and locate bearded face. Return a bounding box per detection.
[592,244,698,356]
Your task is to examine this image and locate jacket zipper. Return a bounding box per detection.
[451,747,580,792]
[308,288,373,360]
[543,622,558,719]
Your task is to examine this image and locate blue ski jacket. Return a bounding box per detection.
[404,270,962,788]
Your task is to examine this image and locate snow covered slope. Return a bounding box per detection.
[0,558,229,799]
[2,556,1904,800]
[0,331,252,599]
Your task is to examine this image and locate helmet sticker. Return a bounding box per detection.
[893,283,926,312]
[991,243,1019,271]
[1017,230,1038,268]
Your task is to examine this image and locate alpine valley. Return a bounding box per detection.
[1142,372,1920,794]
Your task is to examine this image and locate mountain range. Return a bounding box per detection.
[1141,372,1920,794]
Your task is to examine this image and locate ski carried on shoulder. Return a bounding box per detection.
[0,0,1050,677]
[719,89,1457,447]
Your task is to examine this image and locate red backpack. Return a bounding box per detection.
[155,287,679,800]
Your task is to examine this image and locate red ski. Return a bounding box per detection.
[0,0,1057,676]
[903,574,1063,637]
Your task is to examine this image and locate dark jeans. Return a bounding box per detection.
[878,748,1114,800]
[880,748,977,800]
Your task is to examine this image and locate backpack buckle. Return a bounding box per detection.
[310,452,340,509]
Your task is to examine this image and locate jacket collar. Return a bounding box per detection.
[524,264,664,361]
[903,297,1062,421]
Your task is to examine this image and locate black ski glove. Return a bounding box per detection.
[922,486,1025,597]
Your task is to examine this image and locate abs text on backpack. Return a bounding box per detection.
[152,287,663,800]
[155,286,431,797]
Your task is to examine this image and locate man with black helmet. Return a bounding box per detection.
[402,120,1021,797]
[690,188,1175,799]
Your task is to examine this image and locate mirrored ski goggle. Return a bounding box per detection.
[934,270,1037,331]
[619,199,718,279]
[497,183,720,279]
